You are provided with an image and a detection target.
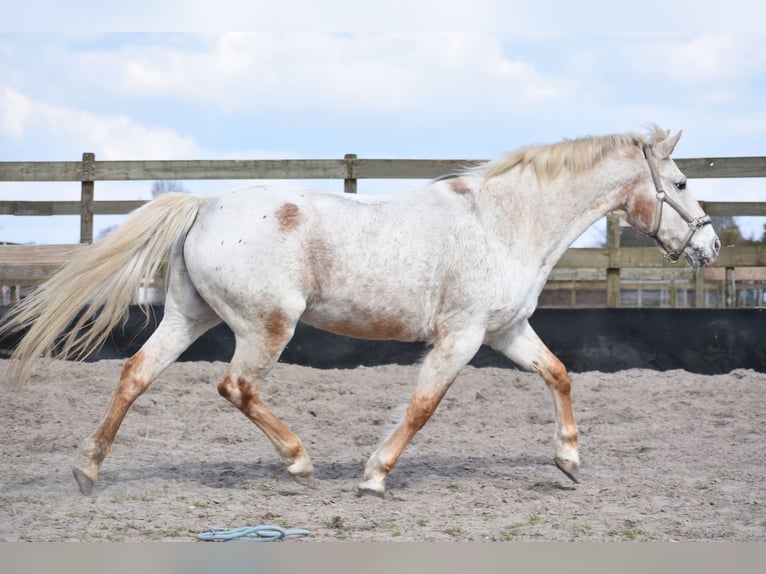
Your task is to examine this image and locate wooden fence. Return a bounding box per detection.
[1,153,765,307]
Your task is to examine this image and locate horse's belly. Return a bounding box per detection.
[301,303,428,342]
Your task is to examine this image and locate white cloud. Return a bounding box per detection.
[95,33,569,117]
[0,86,33,136]
[3,33,765,158]
[0,85,201,160]
[631,34,766,85]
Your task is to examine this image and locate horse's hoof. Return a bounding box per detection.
[357,479,386,498]
[554,457,580,484]
[357,486,386,498]
[72,466,96,495]
[287,456,315,489]
[291,471,317,489]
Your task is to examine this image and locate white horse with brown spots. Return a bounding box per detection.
[1,126,719,496]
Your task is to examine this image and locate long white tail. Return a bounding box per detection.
[0,192,205,388]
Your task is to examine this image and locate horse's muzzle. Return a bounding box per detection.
[685,237,721,268]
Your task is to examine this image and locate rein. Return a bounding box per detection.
[642,144,712,262]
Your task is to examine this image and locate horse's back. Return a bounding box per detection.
[184,184,468,276]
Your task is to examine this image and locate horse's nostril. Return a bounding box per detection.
[714,238,721,253]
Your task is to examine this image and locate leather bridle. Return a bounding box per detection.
[642,144,712,262]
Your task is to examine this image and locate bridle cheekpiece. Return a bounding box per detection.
[642,144,712,263]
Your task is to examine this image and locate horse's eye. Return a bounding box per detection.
[674,180,687,191]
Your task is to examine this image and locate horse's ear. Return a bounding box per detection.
[655,129,682,159]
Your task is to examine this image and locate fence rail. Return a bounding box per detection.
[2,155,765,183]
[1,153,765,307]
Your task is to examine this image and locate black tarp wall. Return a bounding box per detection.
[3,307,762,375]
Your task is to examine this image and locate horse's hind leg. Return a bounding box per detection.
[216,307,315,488]
[490,321,580,483]
[72,309,218,494]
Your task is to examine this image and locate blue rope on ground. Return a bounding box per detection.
[197,525,312,542]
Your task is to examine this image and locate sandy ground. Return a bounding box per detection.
[1,358,764,542]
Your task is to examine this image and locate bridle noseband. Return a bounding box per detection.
[642,144,712,263]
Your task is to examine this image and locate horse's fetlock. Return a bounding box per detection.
[561,427,579,444]
[81,437,106,462]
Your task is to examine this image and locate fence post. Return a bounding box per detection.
[344,154,357,194]
[606,215,620,307]
[80,152,95,244]
[694,270,705,308]
[669,280,677,308]
[725,267,736,307]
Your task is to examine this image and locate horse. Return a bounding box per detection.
[0,125,720,496]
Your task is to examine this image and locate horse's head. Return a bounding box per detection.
[622,129,720,267]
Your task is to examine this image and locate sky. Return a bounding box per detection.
[1,18,765,244]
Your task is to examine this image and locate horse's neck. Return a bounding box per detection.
[482,159,633,268]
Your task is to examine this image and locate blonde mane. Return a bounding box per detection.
[483,124,669,182]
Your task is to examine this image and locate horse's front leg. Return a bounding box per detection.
[490,321,580,483]
[358,325,484,496]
